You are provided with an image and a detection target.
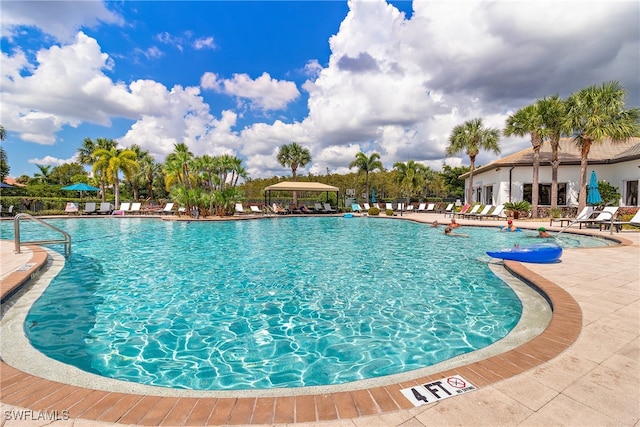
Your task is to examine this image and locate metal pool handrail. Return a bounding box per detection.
[14,213,71,258]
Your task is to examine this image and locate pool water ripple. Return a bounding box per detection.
[0,217,608,390]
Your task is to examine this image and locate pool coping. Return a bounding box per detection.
[0,221,635,425]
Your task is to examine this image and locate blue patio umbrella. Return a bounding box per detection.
[62,182,100,200]
[586,171,601,205]
[0,182,14,188]
[371,189,376,203]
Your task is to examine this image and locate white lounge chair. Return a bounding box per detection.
[250,205,262,215]
[363,203,371,211]
[160,202,175,215]
[578,206,618,229]
[323,203,336,213]
[550,206,595,227]
[235,203,247,215]
[480,204,505,220]
[98,202,112,214]
[442,203,454,216]
[406,204,414,212]
[468,205,493,220]
[119,202,131,214]
[425,203,435,213]
[416,203,426,212]
[130,202,141,215]
[83,202,96,215]
[604,209,640,232]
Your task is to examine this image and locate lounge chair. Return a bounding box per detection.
[235,203,248,215]
[97,202,112,214]
[363,203,371,211]
[323,203,337,213]
[577,206,618,229]
[406,204,415,212]
[603,209,640,232]
[313,202,325,213]
[425,203,435,213]
[130,202,142,215]
[549,206,595,227]
[119,202,131,214]
[385,203,394,211]
[351,203,362,213]
[178,206,186,216]
[273,203,288,215]
[452,204,470,218]
[373,203,382,210]
[160,202,175,215]
[458,204,480,218]
[396,203,404,212]
[416,203,426,212]
[440,203,454,215]
[83,202,97,215]
[65,202,79,215]
[467,205,492,220]
[250,205,262,215]
[480,204,505,220]
[1,205,14,217]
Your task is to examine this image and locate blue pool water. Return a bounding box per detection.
[1,217,610,390]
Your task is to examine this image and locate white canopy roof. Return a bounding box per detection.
[264,181,339,192]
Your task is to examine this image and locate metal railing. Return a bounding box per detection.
[13,213,71,258]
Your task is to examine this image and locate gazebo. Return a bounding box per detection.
[263,181,339,207]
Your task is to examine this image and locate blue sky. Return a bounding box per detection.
[1,0,638,180]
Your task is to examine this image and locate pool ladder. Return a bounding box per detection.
[13,213,71,258]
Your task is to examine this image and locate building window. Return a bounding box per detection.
[524,183,567,205]
[485,185,494,205]
[625,180,638,206]
[476,187,482,203]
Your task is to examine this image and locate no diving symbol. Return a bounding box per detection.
[447,377,466,388]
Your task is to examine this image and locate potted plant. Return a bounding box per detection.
[503,200,531,219]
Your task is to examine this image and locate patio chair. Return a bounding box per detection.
[577,206,618,229]
[273,203,288,215]
[458,204,480,218]
[363,203,371,211]
[119,202,131,214]
[130,202,142,215]
[452,204,471,218]
[159,202,175,215]
[65,202,79,215]
[425,203,436,213]
[416,203,426,212]
[351,203,362,213]
[97,202,112,214]
[480,204,505,220]
[323,203,337,213]
[83,202,97,215]
[549,206,595,227]
[442,203,455,217]
[250,205,262,215]
[467,205,493,220]
[313,202,326,213]
[235,203,248,215]
[0,205,13,217]
[385,203,394,211]
[603,209,640,232]
[406,204,415,212]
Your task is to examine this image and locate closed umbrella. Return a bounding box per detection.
[371,189,376,203]
[586,171,601,205]
[62,183,100,200]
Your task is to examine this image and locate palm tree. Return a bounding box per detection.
[0,125,9,182]
[537,95,566,209]
[34,164,53,184]
[349,152,383,203]
[78,138,117,202]
[125,144,149,201]
[92,147,139,209]
[446,118,501,204]
[277,142,311,205]
[504,104,544,218]
[165,143,194,189]
[137,155,162,202]
[393,160,427,208]
[564,81,640,212]
[0,125,6,141]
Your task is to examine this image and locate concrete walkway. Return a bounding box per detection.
[0,215,638,426]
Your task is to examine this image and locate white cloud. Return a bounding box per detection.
[29,155,74,166]
[193,36,216,50]
[0,1,123,42]
[201,72,300,111]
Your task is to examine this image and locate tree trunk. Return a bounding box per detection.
[550,142,559,208]
[467,157,476,204]
[531,140,541,218]
[577,140,592,213]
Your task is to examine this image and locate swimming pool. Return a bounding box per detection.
[1,217,610,390]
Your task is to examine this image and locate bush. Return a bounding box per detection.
[368,206,380,216]
[385,209,394,216]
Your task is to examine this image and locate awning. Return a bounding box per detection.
[264,181,339,192]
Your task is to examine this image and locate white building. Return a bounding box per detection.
[460,137,640,207]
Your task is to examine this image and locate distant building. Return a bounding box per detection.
[460,138,640,207]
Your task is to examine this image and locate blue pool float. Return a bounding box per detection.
[486,242,562,263]
[343,213,354,218]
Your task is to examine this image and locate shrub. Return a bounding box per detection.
[385,209,394,216]
[368,206,380,216]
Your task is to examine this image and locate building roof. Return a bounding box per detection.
[462,137,640,178]
[264,181,339,192]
